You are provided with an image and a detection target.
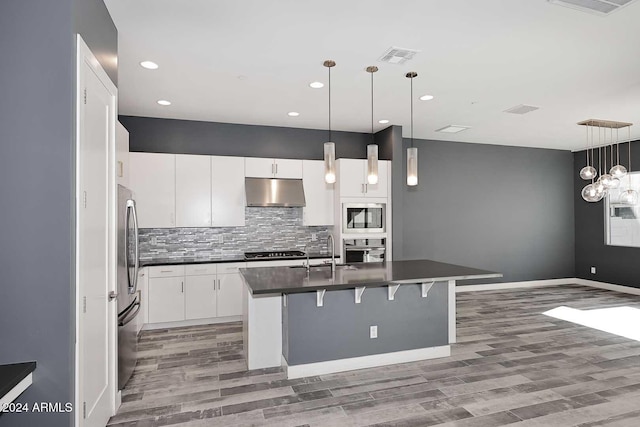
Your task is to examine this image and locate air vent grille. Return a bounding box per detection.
[548,0,638,15]
[504,104,540,115]
[378,47,420,65]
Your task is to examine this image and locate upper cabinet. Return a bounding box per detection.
[245,158,302,179]
[338,159,388,198]
[211,156,245,226]
[176,155,211,227]
[129,152,176,228]
[302,160,334,226]
[116,122,129,187]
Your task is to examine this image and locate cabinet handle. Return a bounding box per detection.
[181,281,184,293]
[365,184,368,193]
[217,279,220,290]
[271,163,274,175]
[275,163,278,174]
[160,270,172,273]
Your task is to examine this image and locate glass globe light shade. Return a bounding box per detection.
[608,177,620,189]
[579,166,597,180]
[582,184,599,202]
[610,164,627,180]
[600,173,615,189]
[593,179,607,196]
[619,189,639,205]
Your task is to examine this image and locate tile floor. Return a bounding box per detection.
[108,285,640,426]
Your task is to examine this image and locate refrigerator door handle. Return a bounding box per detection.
[127,199,140,294]
[118,301,141,327]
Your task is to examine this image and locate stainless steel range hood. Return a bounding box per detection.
[245,178,306,207]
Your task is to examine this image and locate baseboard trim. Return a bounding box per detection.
[283,345,450,379]
[142,315,241,330]
[574,278,640,296]
[456,278,576,293]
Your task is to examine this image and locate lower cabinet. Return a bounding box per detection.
[147,263,244,325]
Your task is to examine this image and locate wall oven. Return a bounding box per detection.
[342,203,386,234]
[343,238,386,263]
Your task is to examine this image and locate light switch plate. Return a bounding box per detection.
[591,267,596,274]
[370,325,378,339]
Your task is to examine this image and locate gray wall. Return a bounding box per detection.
[0,1,116,426]
[574,141,640,288]
[283,283,448,365]
[396,138,576,283]
[120,115,392,160]
[74,0,118,85]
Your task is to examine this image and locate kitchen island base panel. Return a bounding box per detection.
[242,285,282,370]
[448,279,456,344]
[284,345,450,379]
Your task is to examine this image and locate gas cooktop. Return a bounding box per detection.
[244,250,306,260]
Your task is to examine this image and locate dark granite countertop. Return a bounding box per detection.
[0,361,36,400]
[240,259,502,295]
[139,253,337,267]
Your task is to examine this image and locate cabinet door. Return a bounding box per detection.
[148,277,184,323]
[129,153,176,228]
[185,275,217,320]
[217,273,243,317]
[338,159,365,197]
[137,268,148,331]
[302,160,334,225]
[116,122,129,187]
[274,159,303,179]
[212,156,245,226]
[245,157,275,178]
[176,154,211,227]
[365,160,388,198]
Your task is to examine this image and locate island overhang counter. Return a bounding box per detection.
[240,259,501,379]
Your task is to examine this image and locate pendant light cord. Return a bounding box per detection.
[371,70,374,137]
[410,76,414,147]
[328,65,332,143]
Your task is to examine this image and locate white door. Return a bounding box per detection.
[76,36,116,427]
[129,152,176,228]
[211,156,245,226]
[245,157,274,178]
[185,275,217,319]
[302,160,334,225]
[218,273,244,317]
[176,154,211,227]
[148,277,185,323]
[364,160,388,198]
[274,159,303,178]
[338,159,365,197]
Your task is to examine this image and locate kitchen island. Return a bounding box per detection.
[240,259,501,378]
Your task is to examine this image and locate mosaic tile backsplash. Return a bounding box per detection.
[138,207,331,260]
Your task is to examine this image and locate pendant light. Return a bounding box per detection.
[323,60,336,184]
[619,125,638,205]
[593,145,606,201]
[366,66,379,185]
[610,127,628,180]
[607,141,620,189]
[599,126,615,189]
[579,124,597,180]
[406,71,418,186]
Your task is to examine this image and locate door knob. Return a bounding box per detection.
[108,291,118,301]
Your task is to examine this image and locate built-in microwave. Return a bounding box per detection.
[342,203,386,234]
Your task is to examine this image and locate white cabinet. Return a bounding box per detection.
[212,156,245,226]
[302,160,334,226]
[338,158,388,198]
[116,122,129,187]
[136,267,148,334]
[176,154,211,227]
[185,275,217,320]
[148,276,184,323]
[129,152,176,228]
[217,263,244,317]
[245,157,302,179]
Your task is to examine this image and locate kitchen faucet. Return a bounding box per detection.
[327,233,336,273]
[302,243,310,273]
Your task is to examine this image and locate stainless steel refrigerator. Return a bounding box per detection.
[117,184,141,390]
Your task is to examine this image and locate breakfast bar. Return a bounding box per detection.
[240,259,501,378]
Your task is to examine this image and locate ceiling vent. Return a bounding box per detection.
[548,0,638,16]
[378,46,420,65]
[504,104,540,115]
[435,125,471,134]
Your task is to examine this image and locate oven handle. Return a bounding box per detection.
[344,247,386,251]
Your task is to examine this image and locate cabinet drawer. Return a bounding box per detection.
[148,265,186,278]
[217,262,246,274]
[185,264,217,276]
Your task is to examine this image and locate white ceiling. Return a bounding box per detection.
[105,0,640,151]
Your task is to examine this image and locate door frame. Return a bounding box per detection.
[75,34,119,426]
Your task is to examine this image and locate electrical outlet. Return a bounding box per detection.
[591,266,596,274]
[370,325,378,339]
[311,233,317,242]
[151,236,158,246]
[219,235,224,244]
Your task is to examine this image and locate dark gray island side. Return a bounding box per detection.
[240,259,501,378]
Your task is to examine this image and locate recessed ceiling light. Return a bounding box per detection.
[420,94,434,101]
[435,125,470,133]
[288,112,300,117]
[378,119,389,124]
[140,61,158,70]
[157,100,171,106]
[309,82,324,89]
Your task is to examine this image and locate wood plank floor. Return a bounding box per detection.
[108,285,640,426]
